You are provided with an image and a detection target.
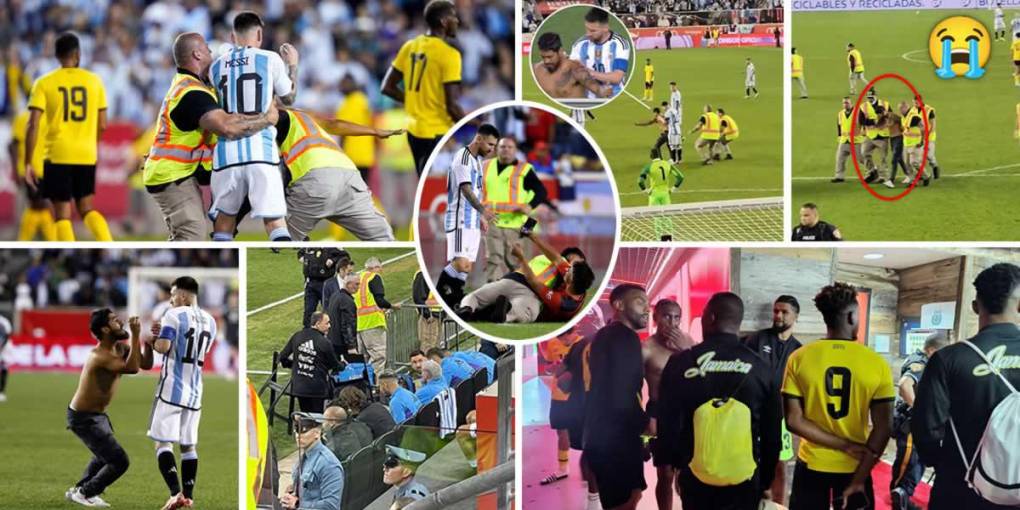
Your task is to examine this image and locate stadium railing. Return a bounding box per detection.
[386,304,480,370]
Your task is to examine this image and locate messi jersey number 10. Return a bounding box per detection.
[181,327,212,366]
[217,73,264,115]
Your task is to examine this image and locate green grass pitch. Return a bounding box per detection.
[524,31,783,226]
[246,247,417,457]
[0,372,237,509]
[791,10,1020,240]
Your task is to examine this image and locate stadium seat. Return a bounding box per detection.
[414,399,440,429]
[372,427,403,450]
[471,367,488,396]
[454,379,473,426]
[340,445,377,510]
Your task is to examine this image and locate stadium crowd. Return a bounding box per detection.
[0,0,514,237]
[524,0,782,31]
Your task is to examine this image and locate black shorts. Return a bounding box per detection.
[23,180,46,204]
[407,133,442,176]
[585,443,647,508]
[43,161,96,201]
[1014,60,1020,66]
[790,461,874,510]
[645,81,654,88]
[677,470,760,510]
[549,399,572,430]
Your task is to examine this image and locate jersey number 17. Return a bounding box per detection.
[407,53,428,92]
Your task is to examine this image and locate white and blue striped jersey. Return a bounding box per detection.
[664,108,682,137]
[155,305,217,410]
[670,89,683,124]
[208,46,293,170]
[1012,14,1020,35]
[445,146,484,232]
[569,33,630,99]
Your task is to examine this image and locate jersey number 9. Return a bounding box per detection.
[59,86,87,122]
[824,366,852,419]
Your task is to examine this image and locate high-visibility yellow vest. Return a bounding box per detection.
[791,54,804,78]
[721,114,739,138]
[860,101,880,140]
[837,109,862,144]
[246,380,269,509]
[874,100,891,137]
[700,112,721,140]
[528,255,559,288]
[848,49,864,72]
[143,72,215,186]
[483,158,535,229]
[279,110,357,185]
[902,110,923,148]
[354,271,386,331]
[920,104,935,141]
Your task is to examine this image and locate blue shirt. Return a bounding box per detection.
[452,351,496,385]
[293,441,344,509]
[389,386,422,424]
[415,377,448,404]
[441,357,474,387]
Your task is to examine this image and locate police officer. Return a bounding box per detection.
[383,445,429,504]
[299,248,345,328]
[281,413,343,510]
[891,332,948,510]
[279,312,341,413]
[792,203,842,241]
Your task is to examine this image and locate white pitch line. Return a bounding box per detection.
[900,49,929,64]
[622,88,653,111]
[792,162,1020,181]
[247,251,417,316]
[619,187,782,196]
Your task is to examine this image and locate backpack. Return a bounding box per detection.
[949,340,1020,506]
[689,368,757,486]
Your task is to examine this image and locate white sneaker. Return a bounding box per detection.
[69,488,110,507]
[901,176,912,184]
[586,493,602,510]
[882,179,895,188]
[0,392,7,402]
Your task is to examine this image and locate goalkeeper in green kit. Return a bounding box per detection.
[638,150,685,241]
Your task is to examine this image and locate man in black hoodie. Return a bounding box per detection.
[279,311,341,413]
[913,262,1020,510]
[658,292,781,509]
[582,283,650,510]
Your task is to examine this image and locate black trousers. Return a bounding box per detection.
[408,133,442,176]
[67,408,130,498]
[790,461,874,510]
[303,278,325,328]
[677,471,761,510]
[297,396,325,414]
[890,433,923,497]
[889,136,907,181]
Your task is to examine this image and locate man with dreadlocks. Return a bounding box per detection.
[782,282,895,510]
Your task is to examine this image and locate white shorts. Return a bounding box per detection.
[147,399,202,446]
[745,79,756,88]
[668,133,682,149]
[447,228,481,262]
[995,19,1005,30]
[210,162,287,219]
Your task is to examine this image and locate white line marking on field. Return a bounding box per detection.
[901,49,930,64]
[622,88,653,110]
[792,162,1020,181]
[247,251,416,316]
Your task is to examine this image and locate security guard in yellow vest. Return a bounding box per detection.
[899,101,931,185]
[144,32,279,241]
[714,108,739,160]
[688,104,721,165]
[792,47,808,99]
[833,96,864,182]
[246,380,272,508]
[482,137,549,282]
[911,97,940,179]
[846,43,867,94]
[860,89,894,188]
[273,108,399,241]
[353,257,400,375]
[412,270,443,352]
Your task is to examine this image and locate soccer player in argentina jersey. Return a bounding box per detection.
[208,11,298,242]
[570,7,630,100]
[147,277,217,510]
[435,124,501,307]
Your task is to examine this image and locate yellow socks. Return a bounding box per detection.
[18,209,57,241]
[55,219,75,241]
[83,210,113,241]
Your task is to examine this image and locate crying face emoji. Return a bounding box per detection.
[929,16,991,80]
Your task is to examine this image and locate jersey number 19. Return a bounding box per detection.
[59,86,87,122]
